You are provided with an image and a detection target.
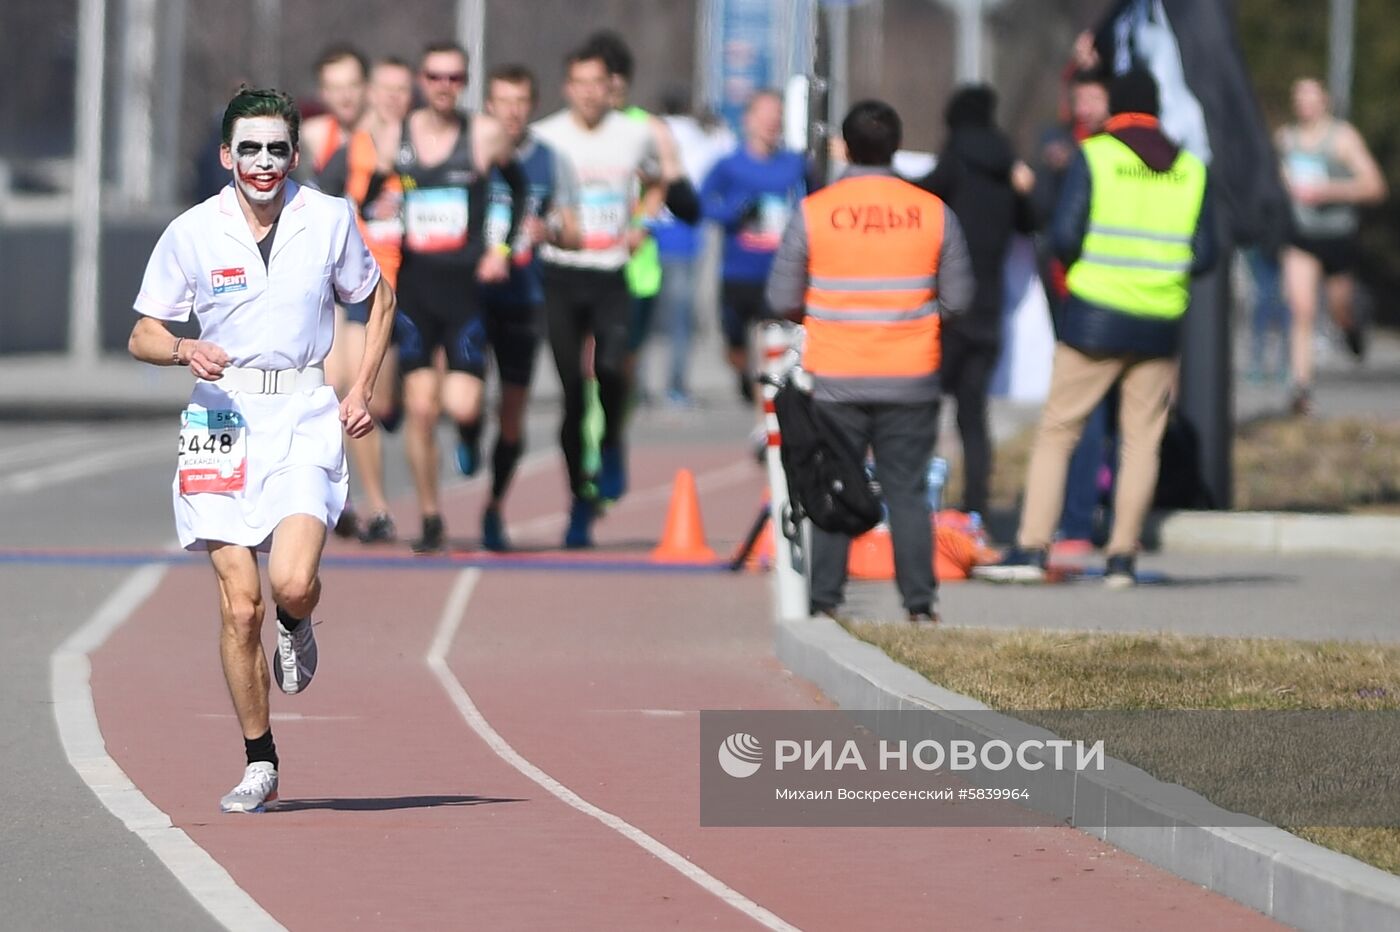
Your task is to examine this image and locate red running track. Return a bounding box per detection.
[90,441,1282,930]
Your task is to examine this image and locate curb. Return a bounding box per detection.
[1149,510,1400,560]
[774,613,1400,932]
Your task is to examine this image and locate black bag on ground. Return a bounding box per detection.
[773,380,883,535]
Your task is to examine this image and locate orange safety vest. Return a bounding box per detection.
[802,174,945,401]
[344,130,403,288]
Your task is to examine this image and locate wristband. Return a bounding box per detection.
[172,337,185,365]
[492,242,511,258]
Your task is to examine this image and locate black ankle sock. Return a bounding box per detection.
[457,420,481,454]
[491,439,523,501]
[245,729,278,768]
[276,606,304,632]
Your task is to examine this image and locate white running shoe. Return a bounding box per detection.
[274,617,318,695]
[220,761,279,813]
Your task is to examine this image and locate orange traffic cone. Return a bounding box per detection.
[745,517,775,571]
[848,524,895,580]
[652,469,717,563]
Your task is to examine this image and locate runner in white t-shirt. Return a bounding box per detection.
[532,45,658,547]
[128,88,396,814]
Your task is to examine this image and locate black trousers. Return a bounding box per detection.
[809,399,940,613]
[939,328,1000,516]
[542,265,631,498]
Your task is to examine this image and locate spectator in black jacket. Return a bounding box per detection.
[917,86,1036,517]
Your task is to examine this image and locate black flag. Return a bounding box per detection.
[1092,0,1289,248]
[1089,0,1287,509]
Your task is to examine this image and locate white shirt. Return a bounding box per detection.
[135,180,380,370]
[532,109,657,271]
[664,115,735,185]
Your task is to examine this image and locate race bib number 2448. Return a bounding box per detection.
[178,407,247,494]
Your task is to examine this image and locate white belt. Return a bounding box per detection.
[203,365,326,395]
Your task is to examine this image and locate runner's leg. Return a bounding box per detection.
[267,514,328,621]
[339,320,392,517]
[545,271,589,499]
[1282,246,1322,402]
[266,514,326,695]
[209,542,269,740]
[594,272,633,498]
[325,304,360,537]
[1325,271,1355,335]
[404,367,444,518]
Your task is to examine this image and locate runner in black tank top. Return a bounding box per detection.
[396,110,493,373]
[393,41,529,553]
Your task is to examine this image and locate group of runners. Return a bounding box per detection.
[298,34,680,554]
[127,30,754,812]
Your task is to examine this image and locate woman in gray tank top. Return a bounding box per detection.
[1276,77,1386,415]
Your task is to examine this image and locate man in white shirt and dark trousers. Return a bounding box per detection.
[533,43,660,547]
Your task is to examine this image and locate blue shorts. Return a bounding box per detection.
[343,297,372,325]
[394,261,488,376]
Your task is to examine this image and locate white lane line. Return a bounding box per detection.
[427,569,800,932]
[0,441,169,495]
[51,563,286,932]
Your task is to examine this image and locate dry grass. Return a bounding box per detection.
[852,625,1400,711]
[946,415,1400,514]
[849,623,1400,874]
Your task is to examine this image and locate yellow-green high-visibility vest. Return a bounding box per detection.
[1066,134,1207,320]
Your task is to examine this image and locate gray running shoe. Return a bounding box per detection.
[274,618,318,695]
[220,761,279,813]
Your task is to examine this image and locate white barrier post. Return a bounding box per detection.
[761,323,809,620]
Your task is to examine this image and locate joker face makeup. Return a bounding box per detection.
[221,117,297,205]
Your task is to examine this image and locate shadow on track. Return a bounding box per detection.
[272,794,525,813]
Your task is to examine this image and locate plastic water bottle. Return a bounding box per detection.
[967,510,986,548]
[925,457,948,513]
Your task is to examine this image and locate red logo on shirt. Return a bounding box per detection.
[211,267,248,295]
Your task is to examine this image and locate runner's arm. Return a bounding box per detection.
[664,178,702,225]
[635,116,676,221]
[764,208,809,320]
[128,316,229,380]
[478,115,529,255]
[353,278,396,403]
[543,150,582,250]
[1327,124,1388,206]
[699,161,754,229]
[129,221,228,379]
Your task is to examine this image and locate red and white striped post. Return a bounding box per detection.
[760,322,809,620]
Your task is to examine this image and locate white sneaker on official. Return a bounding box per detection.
[219,761,279,813]
[274,617,318,695]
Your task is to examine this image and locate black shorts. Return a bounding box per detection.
[394,259,488,375]
[720,280,776,350]
[1291,234,1358,276]
[480,297,541,387]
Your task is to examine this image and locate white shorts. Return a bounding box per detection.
[172,382,348,552]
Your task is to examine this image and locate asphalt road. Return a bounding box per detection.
[0,422,222,931]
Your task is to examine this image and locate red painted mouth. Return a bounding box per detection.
[238,169,284,193]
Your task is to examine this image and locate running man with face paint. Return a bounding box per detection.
[477,64,581,550]
[395,41,529,553]
[128,87,396,813]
